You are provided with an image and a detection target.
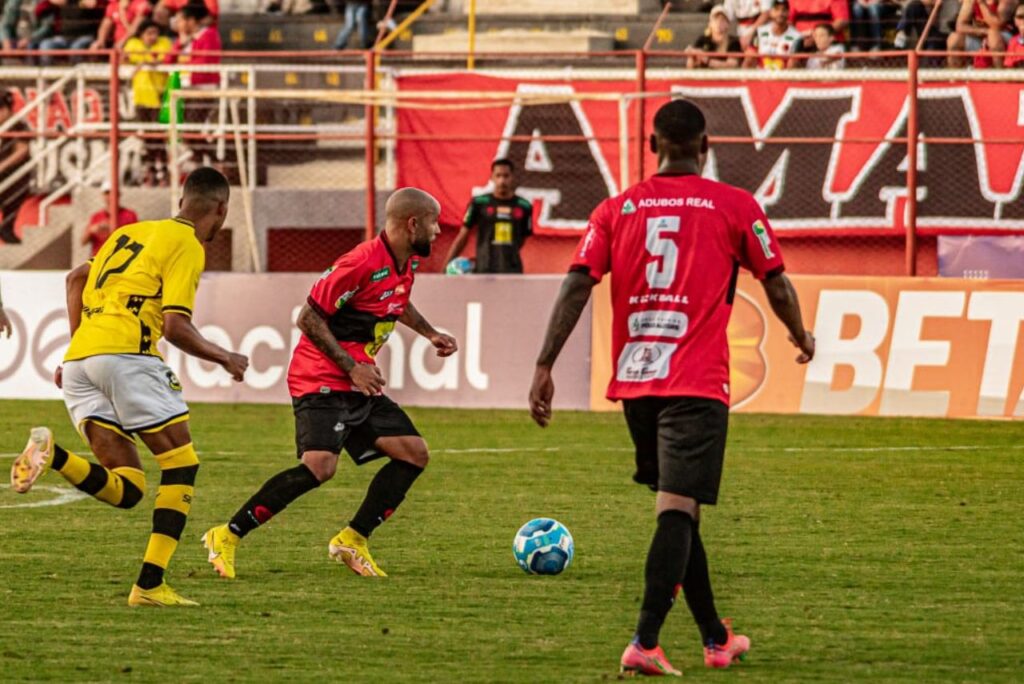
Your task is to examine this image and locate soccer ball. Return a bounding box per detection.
[445,256,473,275]
[512,518,574,575]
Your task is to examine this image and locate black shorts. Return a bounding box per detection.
[293,392,420,464]
[622,396,729,505]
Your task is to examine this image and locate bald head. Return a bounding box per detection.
[384,187,442,258]
[386,187,441,225]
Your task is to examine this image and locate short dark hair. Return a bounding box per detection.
[179,3,209,21]
[653,99,706,147]
[491,158,514,172]
[814,22,834,34]
[137,19,160,36]
[183,166,229,202]
[0,89,14,110]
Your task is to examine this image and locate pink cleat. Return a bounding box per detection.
[620,639,682,677]
[703,618,751,668]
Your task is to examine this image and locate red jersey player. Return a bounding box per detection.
[203,188,457,580]
[529,99,814,676]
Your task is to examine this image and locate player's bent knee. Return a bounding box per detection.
[397,443,429,469]
[301,451,338,482]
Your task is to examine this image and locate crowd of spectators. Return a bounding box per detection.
[1,0,1022,72]
[687,0,1024,68]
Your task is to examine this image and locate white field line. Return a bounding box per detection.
[0,484,90,509]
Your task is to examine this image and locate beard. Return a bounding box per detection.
[412,236,432,257]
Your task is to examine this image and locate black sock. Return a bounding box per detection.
[51,444,69,471]
[349,459,423,538]
[682,521,727,646]
[636,510,694,649]
[227,464,321,538]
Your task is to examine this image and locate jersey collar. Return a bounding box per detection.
[379,231,410,274]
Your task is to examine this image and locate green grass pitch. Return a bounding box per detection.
[1,400,1022,682]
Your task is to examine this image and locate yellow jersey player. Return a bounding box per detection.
[10,167,249,607]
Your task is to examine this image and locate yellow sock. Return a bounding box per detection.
[51,445,145,509]
[138,443,199,589]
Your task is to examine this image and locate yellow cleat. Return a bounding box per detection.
[10,427,53,494]
[328,527,387,577]
[201,524,239,579]
[127,583,199,607]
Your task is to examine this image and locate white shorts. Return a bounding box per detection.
[63,354,189,438]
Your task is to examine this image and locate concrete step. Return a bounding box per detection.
[413,29,615,54]
[219,11,708,52]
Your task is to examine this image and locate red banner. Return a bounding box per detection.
[396,74,1024,237]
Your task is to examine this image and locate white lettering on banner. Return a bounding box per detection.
[616,342,678,383]
[879,292,966,416]
[801,291,889,414]
[628,310,689,339]
[409,328,458,390]
[237,326,286,390]
[966,292,1024,416]
[465,303,489,390]
[187,325,235,389]
[385,332,406,390]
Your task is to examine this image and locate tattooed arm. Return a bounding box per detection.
[529,270,598,427]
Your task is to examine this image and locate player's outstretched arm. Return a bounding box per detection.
[760,272,815,364]
[400,302,458,357]
[296,303,383,396]
[65,262,91,336]
[529,270,598,427]
[164,312,249,381]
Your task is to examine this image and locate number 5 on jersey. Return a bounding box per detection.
[645,216,680,289]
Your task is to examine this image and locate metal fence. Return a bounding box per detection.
[2,48,1024,275]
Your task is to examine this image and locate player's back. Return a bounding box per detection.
[65,217,206,362]
[573,173,783,403]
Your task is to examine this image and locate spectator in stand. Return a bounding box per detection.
[91,0,152,51]
[947,0,1015,67]
[806,22,846,66]
[1,0,22,52]
[333,0,372,50]
[125,18,171,118]
[155,0,217,29]
[37,0,105,62]
[82,180,139,256]
[722,0,772,48]
[166,2,220,165]
[166,4,220,89]
[1006,4,1024,65]
[0,89,30,244]
[20,0,62,54]
[788,0,849,44]
[850,0,884,51]
[893,0,952,54]
[125,19,171,184]
[687,6,743,68]
[745,0,803,68]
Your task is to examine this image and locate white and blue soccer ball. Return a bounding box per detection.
[513,518,574,575]
[445,256,473,275]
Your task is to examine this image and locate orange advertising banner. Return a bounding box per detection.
[591,275,1024,419]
